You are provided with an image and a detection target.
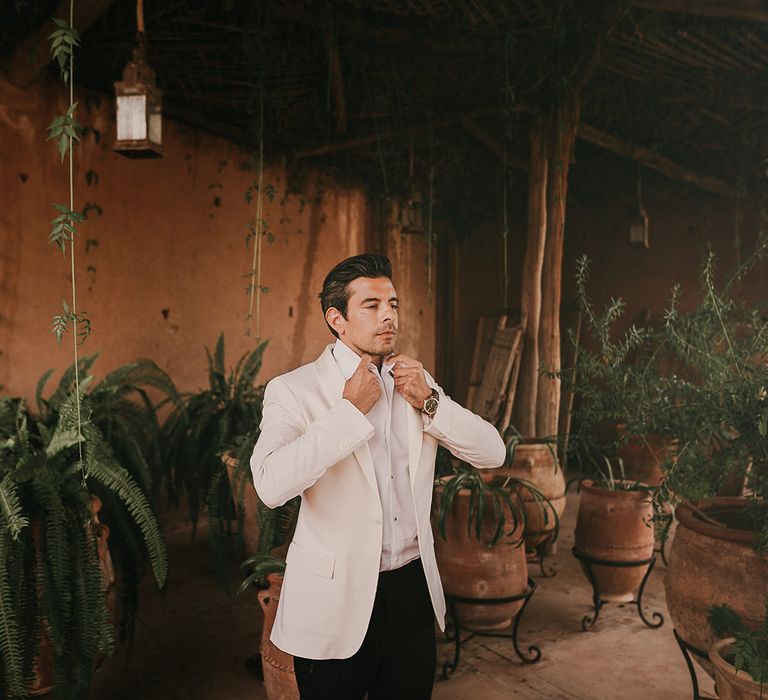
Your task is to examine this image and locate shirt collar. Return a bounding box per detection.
[332,338,396,379]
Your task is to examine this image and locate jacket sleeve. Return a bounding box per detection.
[250,377,375,508]
[422,374,506,469]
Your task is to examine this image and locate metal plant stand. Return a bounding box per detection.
[527,536,557,578]
[654,510,674,566]
[441,577,542,679]
[673,629,717,700]
[571,547,664,631]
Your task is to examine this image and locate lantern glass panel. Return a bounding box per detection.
[117,94,148,141]
[148,102,162,145]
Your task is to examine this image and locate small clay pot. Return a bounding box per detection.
[496,442,566,550]
[709,637,764,700]
[574,479,655,603]
[257,574,298,700]
[433,482,528,631]
[615,428,677,487]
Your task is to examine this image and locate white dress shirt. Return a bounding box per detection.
[332,339,421,571]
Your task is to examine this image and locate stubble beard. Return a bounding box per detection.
[366,332,397,358]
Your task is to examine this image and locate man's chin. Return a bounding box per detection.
[369,338,397,356]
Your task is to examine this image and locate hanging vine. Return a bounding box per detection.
[47,1,89,479]
[426,130,435,303]
[244,83,275,338]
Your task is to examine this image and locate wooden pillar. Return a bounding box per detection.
[514,116,549,438]
[535,90,580,438]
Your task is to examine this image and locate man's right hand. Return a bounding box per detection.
[342,354,381,414]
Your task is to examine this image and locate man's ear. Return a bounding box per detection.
[325,307,345,336]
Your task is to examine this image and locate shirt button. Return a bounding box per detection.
[390,475,394,480]
[394,516,398,521]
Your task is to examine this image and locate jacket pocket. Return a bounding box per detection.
[286,541,336,579]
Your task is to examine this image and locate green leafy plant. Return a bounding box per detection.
[653,249,768,547]
[567,255,676,462]
[709,598,768,686]
[237,495,300,593]
[162,334,268,583]
[0,356,173,698]
[434,466,551,548]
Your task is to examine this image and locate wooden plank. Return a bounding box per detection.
[467,313,506,407]
[472,318,521,424]
[498,327,524,436]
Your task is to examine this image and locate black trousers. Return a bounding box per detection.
[293,558,437,700]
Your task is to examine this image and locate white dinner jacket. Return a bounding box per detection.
[250,343,506,660]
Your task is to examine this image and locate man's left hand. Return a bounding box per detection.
[388,354,432,410]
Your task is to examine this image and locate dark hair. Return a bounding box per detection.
[320,254,393,338]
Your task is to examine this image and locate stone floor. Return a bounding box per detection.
[90,492,716,699]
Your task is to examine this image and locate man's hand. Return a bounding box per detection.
[389,353,432,410]
[343,354,381,414]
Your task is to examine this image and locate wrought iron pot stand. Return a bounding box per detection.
[673,629,717,700]
[571,547,664,631]
[440,577,542,680]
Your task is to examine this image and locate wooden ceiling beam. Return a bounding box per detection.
[293,105,531,160]
[577,122,735,196]
[460,118,529,171]
[633,0,768,23]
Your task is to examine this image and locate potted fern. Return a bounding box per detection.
[162,333,268,585]
[0,357,173,698]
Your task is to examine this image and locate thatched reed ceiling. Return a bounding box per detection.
[3,0,768,198]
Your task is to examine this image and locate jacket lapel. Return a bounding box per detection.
[313,344,378,497]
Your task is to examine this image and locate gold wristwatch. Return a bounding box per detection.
[422,388,440,416]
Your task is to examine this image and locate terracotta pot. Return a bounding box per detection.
[573,480,655,602]
[615,428,677,487]
[28,499,117,696]
[710,638,765,699]
[665,498,768,678]
[433,482,528,631]
[223,453,261,557]
[497,442,566,550]
[257,574,298,700]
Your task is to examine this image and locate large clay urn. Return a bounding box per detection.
[223,453,261,556]
[665,498,768,677]
[574,480,655,602]
[257,574,298,700]
[433,480,528,631]
[710,638,764,700]
[615,428,677,487]
[498,442,566,550]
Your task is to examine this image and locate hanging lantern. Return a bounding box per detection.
[399,142,424,234]
[629,166,649,248]
[113,0,162,158]
[400,187,424,235]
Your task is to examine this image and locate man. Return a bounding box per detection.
[250,253,505,699]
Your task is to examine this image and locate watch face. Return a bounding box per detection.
[424,397,439,415]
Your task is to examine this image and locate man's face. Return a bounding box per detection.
[327,276,399,358]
